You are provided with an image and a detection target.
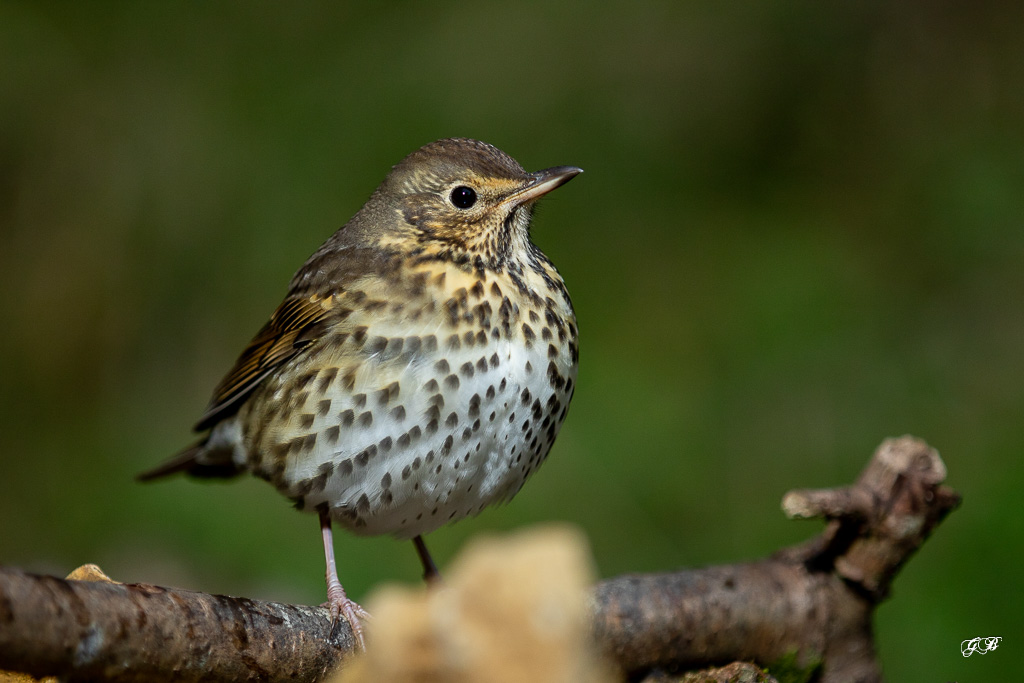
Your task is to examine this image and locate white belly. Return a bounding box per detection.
[253,331,575,539]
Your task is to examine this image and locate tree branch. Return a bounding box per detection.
[0,568,353,682]
[594,435,960,682]
[0,436,959,682]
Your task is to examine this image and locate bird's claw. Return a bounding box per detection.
[324,591,370,650]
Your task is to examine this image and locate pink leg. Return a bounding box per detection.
[319,508,369,650]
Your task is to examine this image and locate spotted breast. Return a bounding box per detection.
[235,257,577,539]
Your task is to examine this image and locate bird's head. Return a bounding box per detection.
[363,138,581,271]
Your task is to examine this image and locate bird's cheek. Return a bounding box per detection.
[401,205,424,228]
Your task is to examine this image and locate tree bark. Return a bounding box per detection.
[0,570,351,682]
[0,436,959,682]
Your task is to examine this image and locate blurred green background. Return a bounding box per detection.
[2,2,1021,680]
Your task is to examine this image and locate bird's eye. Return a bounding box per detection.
[449,186,477,209]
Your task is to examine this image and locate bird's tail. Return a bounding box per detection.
[136,440,243,482]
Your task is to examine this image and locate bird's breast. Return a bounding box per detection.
[241,259,577,538]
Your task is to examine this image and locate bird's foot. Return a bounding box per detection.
[323,584,371,651]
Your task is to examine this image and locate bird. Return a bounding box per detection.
[138,138,582,649]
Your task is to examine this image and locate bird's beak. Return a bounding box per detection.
[508,166,583,206]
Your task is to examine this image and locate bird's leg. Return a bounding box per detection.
[319,507,370,649]
[412,535,442,585]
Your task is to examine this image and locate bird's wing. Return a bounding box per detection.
[193,294,336,431]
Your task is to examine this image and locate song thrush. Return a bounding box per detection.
[138,138,582,648]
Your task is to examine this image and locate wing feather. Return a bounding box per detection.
[193,295,335,431]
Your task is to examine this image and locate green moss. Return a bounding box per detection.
[765,650,824,683]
